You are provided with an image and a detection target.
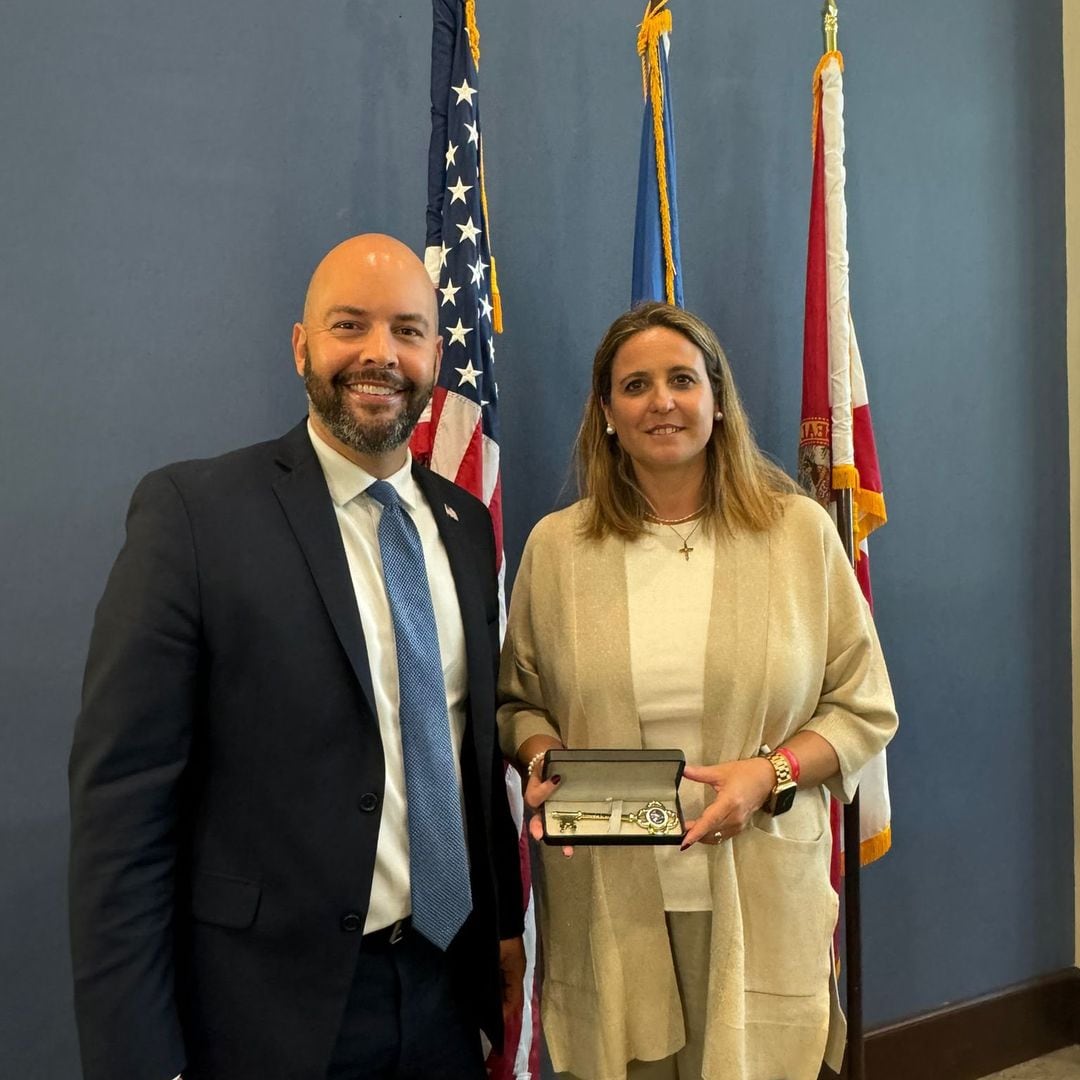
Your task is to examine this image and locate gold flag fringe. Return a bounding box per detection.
[466,1,502,333]
[479,137,503,333]
[840,825,892,874]
[464,0,480,71]
[831,463,887,556]
[637,0,677,306]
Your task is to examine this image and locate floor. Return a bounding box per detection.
[981,1046,1080,1079]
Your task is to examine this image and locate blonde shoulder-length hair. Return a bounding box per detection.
[575,302,801,540]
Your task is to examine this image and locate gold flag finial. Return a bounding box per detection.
[823,1,838,53]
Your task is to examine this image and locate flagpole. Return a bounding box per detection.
[836,488,865,1080]
[822,9,865,1078]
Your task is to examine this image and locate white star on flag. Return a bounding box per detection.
[448,177,472,205]
[438,243,450,269]
[456,217,480,245]
[479,294,493,321]
[452,79,477,105]
[440,278,460,307]
[465,121,479,146]
[445,142,458,167]
[455,360,481,388]
[468,256,488,285]
[446,318,473,347]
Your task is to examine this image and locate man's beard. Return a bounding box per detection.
[304,359,433,457]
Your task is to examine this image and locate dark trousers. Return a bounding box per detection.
[327,922,486,1080]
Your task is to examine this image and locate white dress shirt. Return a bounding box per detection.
[308,423,468,933]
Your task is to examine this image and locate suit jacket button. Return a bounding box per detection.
[340,912,362,932]
[358,792,379,813]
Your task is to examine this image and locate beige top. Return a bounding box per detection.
[627,520,713,912]
[498,495,898,1080]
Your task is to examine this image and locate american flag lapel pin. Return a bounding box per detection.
[444,504,459,521]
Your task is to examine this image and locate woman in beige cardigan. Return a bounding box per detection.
[498,303,897,1080]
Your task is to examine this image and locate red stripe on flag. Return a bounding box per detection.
[852,402,882,497]
[488,475,504,572]
[409,387,450,468]
[798,106,832,506]
[451,415,485,497]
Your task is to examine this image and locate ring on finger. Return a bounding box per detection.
[713,829,724,842]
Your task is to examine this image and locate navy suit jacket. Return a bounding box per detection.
[69,421,523,1080]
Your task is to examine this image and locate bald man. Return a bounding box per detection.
[69,235,525,1080]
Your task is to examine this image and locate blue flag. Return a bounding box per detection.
[632,9,684,307]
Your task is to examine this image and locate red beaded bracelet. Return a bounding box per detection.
[776,746,801,784]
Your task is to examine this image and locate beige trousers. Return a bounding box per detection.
[556,910,712,1080]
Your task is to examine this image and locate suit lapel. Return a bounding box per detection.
[271,423,379,720]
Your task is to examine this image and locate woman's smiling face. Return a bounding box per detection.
[603,326,717,478]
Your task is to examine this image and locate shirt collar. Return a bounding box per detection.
[307,420,419,511]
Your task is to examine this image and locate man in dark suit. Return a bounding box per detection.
[69,234,525,1080]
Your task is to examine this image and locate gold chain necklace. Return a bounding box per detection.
[643,505,706,526]
[644,510,705,561]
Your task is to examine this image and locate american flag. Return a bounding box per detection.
[412,3,540,1078]
[413,0,502,569]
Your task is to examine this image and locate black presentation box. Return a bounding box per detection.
[540,749,686,846]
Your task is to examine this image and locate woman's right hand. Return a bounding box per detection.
[518,738,574,857]
[524,773,564,841]
[525,772,574,857]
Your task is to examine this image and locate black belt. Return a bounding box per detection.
[360,916,411,950]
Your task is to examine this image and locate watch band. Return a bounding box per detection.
[761,749,797,815]
[766,750,793,787]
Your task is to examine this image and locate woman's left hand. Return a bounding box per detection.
[679,758,777,849]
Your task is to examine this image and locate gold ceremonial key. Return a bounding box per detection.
[552,800,679,836]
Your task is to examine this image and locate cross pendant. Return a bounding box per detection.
[679,543,693,561]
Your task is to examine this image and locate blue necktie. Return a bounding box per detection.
[366,480,472,950]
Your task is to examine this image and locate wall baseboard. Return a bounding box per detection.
[819,968,1080,1080]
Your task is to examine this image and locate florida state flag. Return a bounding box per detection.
[799,49,891,869]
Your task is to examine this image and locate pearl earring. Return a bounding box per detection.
[714,411,723,421]
[605,424,615,435]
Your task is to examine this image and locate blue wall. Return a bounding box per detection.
[0,1,1069,1073]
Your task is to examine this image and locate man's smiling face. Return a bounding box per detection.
[293,235,442,472]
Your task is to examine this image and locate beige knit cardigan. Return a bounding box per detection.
[497,495,898,1080]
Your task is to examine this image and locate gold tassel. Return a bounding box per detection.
[478,135,503,333]
[490,259,503,334]
[637,0,676,305]
[464,0,480,70]
[465,1,502,333]
[832,463,888,557]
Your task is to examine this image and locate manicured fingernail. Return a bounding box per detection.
[551,775,562,784]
